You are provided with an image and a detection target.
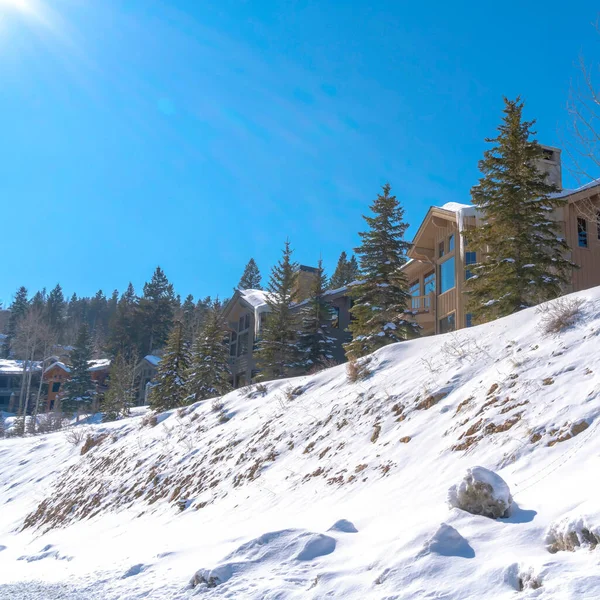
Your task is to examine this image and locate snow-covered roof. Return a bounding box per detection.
[44,361,70,374]
[144,355,161,367]
[239,289,273,309]
[552,178,600,199]
[436,202,473,213]
[89,359,111,372]
[0,359,42,375]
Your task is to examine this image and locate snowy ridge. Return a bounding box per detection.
[1,288,600,598]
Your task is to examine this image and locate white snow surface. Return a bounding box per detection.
[2,288,600,598]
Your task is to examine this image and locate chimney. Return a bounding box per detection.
[536,145,562,190]
[293,265,318,302]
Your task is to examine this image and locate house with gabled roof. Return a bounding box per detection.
[403,146,600,335]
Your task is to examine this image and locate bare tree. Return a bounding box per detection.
[13,308,55,435]
[565,19,600,225]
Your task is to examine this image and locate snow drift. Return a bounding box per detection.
[1,288,600,598]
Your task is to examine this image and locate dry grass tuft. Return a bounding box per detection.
[346,357,372,383]
[537,297,585,336]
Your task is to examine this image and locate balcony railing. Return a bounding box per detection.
[410,294,432,313]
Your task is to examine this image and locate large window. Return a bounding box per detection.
[465,251,477,280]
[439,256,455,294]
[438,240,445,258]
[448,233,455,252]
[229,331,237,356]
[578,217,588,248]
[424,271,435,295]
[237,332,249,357]
[439,313,455,334]
[52,382,61,393]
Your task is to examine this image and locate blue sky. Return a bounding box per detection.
[0,0,598,304]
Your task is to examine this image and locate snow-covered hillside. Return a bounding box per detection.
[2,289,600,599]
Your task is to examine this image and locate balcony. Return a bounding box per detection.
[410,294,433,313]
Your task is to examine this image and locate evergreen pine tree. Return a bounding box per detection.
[60,323,95,416]
[329,252,361,289]
[139,266,176,354]
[238,258,262,290]
[465,98,576,321]
[2,286,29,358]
[107,283,139,357]
[102,352,136,421]
[347,255,360,282]
[148,321,191,411]
[46,284,65,342]
[297,259,336,370]
[255,240,300,380]
[329,251,349,289]
[186,300,232,401]
[30,289,46,314]
[180,294,196,342]
[345,183,416,360]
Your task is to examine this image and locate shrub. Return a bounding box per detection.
[545,515,600,553]
[64,426,91,446]
[307,358,339,375]
[448,466,512,519]
[346,357,372,383]
[537,297,585,336]
[140,413,158,428]
[211,399,224,413]
[81,433,108,455]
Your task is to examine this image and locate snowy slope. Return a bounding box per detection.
[2,289,600,599]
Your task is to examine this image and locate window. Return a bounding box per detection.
[465,251,477,280]
[438,240,445,258]
[331,306,340,329]
[448,234,455,252]
[439,313,455,334]
[229,331,237,356]
[237,332,249,357]
[578,217,588,248]
[465,313,473,328]
[439,256,455,294]
[542,148,554,161]
[424,271,435,295]
[409,280,421,309]
[239,315,245,331]
[52,382,61,393]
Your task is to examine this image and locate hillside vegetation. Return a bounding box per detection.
[1,289,600,599]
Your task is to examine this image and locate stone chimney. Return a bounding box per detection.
[293,265,318,302]
[536,145,562,190]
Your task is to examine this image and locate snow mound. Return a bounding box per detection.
[422,523,475,558]
[190,529,337,592]
[328,519,358,533]
[448,466,512,519]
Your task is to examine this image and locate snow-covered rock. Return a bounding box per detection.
[545,513,600,553]
[447,466,513,519]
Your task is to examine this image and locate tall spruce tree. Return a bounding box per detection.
[139,266,176,354]
[255,240,300,380]
[149,321,191,411]
[46,284,65,342]
[330,252,361,289]
[465,98,576,320]
[102,352,137,422]
[2,286,29,358]
[345,183,416,360]
[297,259,336,370]
[107,283,139,357]
[60,323,95,416]
[238,258,262,290]
[186,300,232,401]
[330,251,350,289]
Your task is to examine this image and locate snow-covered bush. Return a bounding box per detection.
[448,466,512,519]
[545,515,600,553]
[537,297,585,336]
[346,357,372,383]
